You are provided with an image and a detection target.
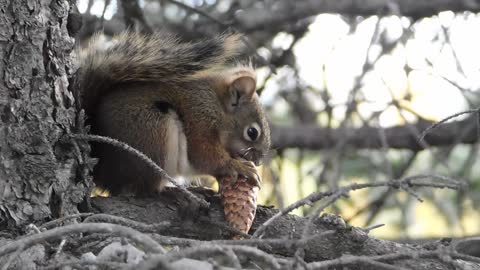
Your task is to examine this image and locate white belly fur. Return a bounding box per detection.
[159,112,195,189]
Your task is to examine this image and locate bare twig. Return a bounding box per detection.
[150,229,335,250]
[0,223,165,257]
[140,244,283,270]
[38,259,128,270]
[39,213,93,230]
[306,249,480,269]
[163,0,229,27]
[163,0,275,73]
[84,213,170,233]
[253,174,465,238]
[120,0,152,33]
[53,239,67,259]
[1,244,25,270]
[362,223,385,233]
[69,134,209,209]
[418,108,480,144]
[308,254,410,270]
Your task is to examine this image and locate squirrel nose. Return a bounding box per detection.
[251,150,263,166]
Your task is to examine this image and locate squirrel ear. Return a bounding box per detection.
[226,76,256,112]
[232,76,256,99]
[224,68,256,112]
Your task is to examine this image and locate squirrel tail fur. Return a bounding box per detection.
[77,31,243,114]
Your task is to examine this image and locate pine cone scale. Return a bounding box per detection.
[220,176,259,239]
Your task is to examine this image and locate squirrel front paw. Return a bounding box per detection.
[223,158,261,187]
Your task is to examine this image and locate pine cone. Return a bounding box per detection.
[220,176,259,239]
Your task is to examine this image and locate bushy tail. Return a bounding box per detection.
[76,31,242,114]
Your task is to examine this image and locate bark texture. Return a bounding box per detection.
[90,193,480,270]
[0,0,89,228]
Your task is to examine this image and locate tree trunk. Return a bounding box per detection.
[0,0,90,228]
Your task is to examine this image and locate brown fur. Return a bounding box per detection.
[77,32,270,195]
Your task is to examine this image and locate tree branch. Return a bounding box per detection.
[271,116,478,151]
[234,0,480,32]
[84,187,477,269]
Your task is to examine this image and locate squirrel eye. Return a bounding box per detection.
[243,122,261,142]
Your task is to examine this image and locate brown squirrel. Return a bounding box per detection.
[76,31,271,195]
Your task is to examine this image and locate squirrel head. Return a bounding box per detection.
[214,65,271,166]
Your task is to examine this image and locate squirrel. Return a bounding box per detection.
[76,31,271,195]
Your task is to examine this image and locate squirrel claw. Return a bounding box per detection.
[243,171,261,187]
[226,159,262,187]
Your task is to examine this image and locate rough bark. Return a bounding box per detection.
[271,117,478,151]
[0,0,90,228]
[0,191,478,269]
[89,193,480,270]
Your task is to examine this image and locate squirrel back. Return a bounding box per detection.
[77,31,242,116]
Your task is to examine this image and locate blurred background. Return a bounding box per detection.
[76,0,480,240]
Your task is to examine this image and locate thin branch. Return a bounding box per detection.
[136,244,283,270]
[38,213,94,230]
[163,0,275,73]
[252,174,465,238]
[38,260,128,270]
[0,223,165,257]
[69,134,209,209]
[307,249,480,269]
[234,0,480,31]
[84,213,170,233]
[418,108,480,144]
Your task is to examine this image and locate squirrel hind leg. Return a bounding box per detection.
[92,88,193,195]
